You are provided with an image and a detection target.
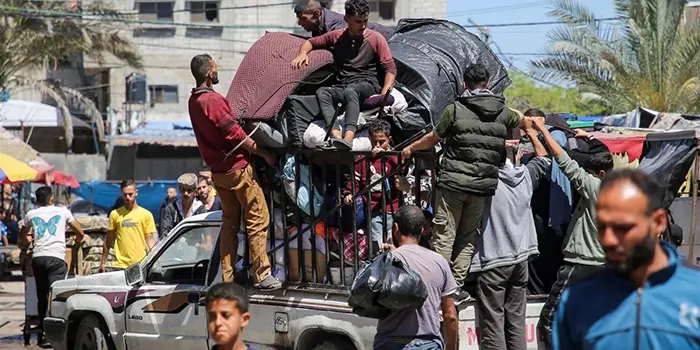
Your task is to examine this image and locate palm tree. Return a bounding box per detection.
[531,0,700,115]
[0,0,143,148]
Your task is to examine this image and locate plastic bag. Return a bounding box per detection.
[348,251,428,318]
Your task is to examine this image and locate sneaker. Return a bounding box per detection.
[331,138,352,150]
[254,275,282,291]
[320,139,337,150]
[37,334,51,348]
[453,290,473,304]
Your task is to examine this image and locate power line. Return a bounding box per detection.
[450,1,548,17]
[2,5,623,30]
[462,17,621,28]
[136,42,248,54]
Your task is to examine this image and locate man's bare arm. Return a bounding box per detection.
[298,40,314,55]
[146,233,156,250]
[18,225,31,250]
[441,295,459,350]
[381,72,396,96]
[527,127,548,157]
[68,220,85,245]
[534,118,566,157]
[410,131,440,152]
[100,230,115,269]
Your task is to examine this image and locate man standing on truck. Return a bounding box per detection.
[99,180,157,272]
[291,0,397,151]
[552,169,700,349]
[293,0,393,39]
[188,54,282,291]
[471,120,551,350]
[375,205,458,350]
[532,118,613,348]
[19,186,85,348]
[402,63,526,302]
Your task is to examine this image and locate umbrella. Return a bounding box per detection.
[0,152,38,184]
[33,167,80,188]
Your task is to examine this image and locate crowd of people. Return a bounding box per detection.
[8,1,700,350]
[188,1,700,350]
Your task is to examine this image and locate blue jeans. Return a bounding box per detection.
[378,339,442,350]
[370,213,393,245]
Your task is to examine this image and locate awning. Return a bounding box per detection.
[0,152,38,184]
[32,165,80,188]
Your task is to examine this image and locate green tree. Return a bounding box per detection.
[531,0,700,114]
[505,72,608,115]
[0,0,142,148]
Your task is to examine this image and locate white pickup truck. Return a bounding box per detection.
[44,211,546,350]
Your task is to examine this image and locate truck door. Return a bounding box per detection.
[123,224,220,350]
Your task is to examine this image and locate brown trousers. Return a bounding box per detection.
[212,164,271,284]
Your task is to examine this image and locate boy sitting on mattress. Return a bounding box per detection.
[291,0,396,151]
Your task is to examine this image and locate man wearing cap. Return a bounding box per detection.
[160,173,207,239]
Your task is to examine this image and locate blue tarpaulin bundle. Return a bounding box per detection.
[74,181,177,223]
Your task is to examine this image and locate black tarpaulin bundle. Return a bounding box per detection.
[388,18,512,134]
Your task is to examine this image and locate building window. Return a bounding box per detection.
[368,0,395,21]
[149,85,179,104]
[137,2,174,22]
[189,1,219,23]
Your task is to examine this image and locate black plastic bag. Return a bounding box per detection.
[348,251,428,317]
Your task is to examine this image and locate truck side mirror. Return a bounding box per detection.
[125,263,145,286]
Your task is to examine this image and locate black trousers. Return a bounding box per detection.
[31,256,67,329]
[538,262,604,349]
[476,262,529,350]
[315,81,379,134]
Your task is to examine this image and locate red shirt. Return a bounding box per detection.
[344,155,400,213]
[188,88,249,173]
[308,28,397,85]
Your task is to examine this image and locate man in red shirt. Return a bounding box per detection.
[291,0,396,150]
[188,54,281,290]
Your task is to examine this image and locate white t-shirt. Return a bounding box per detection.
[23,205,75,260]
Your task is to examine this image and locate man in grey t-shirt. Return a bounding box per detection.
[375,205,458,350]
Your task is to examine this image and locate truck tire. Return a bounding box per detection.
[74,314,112,350]
[310,339,355,350]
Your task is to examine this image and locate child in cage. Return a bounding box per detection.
[343,119,406,249]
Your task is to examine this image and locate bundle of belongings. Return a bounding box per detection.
[225,18,511,150]
[348,251,429,319]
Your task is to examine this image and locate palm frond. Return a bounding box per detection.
[532,0,700,114]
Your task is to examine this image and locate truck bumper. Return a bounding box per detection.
[44,317,68,350]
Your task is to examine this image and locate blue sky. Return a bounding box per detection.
[447,1,617,73]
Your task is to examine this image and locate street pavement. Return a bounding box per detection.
[0,270,43,349]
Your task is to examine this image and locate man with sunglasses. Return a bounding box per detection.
[160,173,206,239]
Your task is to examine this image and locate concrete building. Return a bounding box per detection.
[58,0,446,129]
[684,1,700,26]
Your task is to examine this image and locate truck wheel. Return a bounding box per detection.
[310,339,355,350]
[74,314,112,350]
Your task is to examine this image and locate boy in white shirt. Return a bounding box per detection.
[20,186,84,347]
